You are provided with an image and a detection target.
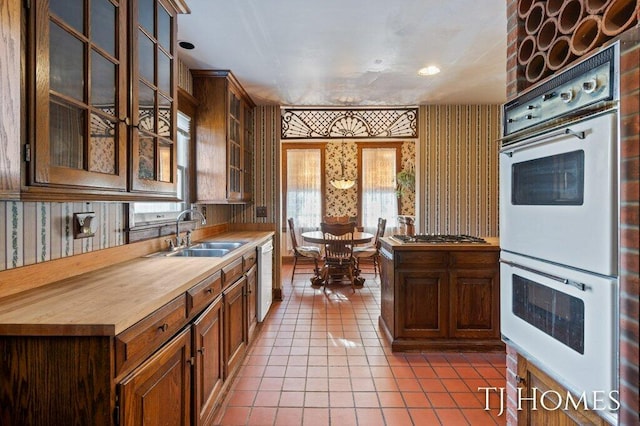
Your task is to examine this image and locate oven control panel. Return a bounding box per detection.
[503,44,617,137]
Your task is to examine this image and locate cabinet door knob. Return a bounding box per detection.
[197,347,205,355]
[207,288,213,294]
[158,323,169,332]
[119,117,131,126]
[515,375,525,385]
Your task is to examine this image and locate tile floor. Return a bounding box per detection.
[213,265,508,425]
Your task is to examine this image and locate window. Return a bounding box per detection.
[358,143,401,234]
[283,144,326,248]
[129,111,190,226]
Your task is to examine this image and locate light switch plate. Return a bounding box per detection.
[256,206,267,217]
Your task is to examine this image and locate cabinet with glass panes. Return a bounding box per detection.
[192,70,255,204]
[18,0,187,201]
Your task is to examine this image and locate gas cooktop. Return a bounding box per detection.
[391,234,487,244]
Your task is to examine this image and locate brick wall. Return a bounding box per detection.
[505,1,640,424]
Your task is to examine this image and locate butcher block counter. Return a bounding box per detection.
[379,236,503,352]
[0,231,273,426]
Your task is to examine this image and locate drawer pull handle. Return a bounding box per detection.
[158,323,169,332]
[198,347,205,355]
[207,288,213,294]
[515,375,526,385]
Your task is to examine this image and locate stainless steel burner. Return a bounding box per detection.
[392,234,487,244]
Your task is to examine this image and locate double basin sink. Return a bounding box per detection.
[152,241,246,258]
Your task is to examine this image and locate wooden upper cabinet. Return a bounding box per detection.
[192,70,255,204]
[21,0,188,201]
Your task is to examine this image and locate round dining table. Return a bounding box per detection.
[301,231,374,245]
[300,231,374,287]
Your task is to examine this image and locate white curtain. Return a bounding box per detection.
[286,149,322,250]
[361,148,398,235]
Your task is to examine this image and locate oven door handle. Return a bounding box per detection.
[500,128,586,157]
[500,259,587,291]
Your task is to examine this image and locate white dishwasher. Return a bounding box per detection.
[256,238,273,322]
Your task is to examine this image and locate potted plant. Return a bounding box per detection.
[396,168,415,198]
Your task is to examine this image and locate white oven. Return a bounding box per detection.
[499,111,618,276]
[500,43,620,421]
[501,251,618,413]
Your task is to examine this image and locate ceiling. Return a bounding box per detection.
[177,0,507,106]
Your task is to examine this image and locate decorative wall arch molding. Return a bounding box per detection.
[281,107,418,139]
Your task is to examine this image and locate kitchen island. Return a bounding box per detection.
[379,236,503,352]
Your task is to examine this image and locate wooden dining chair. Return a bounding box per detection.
[319,222,358,291]
[287,218,321,284]
[353,217,386,277]
[323,215,351,224]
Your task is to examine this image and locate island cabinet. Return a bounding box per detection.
[192,70,255,204]
[1,0,188,201]
[379,239,503,352]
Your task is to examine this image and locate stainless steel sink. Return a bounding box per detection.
[167,248,230,257]
[190,241,246,250]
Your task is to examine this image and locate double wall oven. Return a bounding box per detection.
[500,43,619,420]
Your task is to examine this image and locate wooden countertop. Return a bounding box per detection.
[380,236,500,251]
[0,232,273,336]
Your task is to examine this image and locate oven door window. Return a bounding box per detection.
[512,274,585,354]
[512,150,584,205]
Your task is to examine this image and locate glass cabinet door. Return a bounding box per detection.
[130,0,178,196]
[227,90,242,200]
[33,0,127,191]
[242,105,253,200]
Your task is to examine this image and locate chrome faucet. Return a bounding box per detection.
[171,208,206,250]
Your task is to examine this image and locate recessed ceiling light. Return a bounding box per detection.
[178,40,195,50]
[418,65,440,76]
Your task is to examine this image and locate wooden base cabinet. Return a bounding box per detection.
[119,328,192,426]
[246,264,258,342]
[223,276,247,378]
[517,355,609,426]
[379,245,503,352]
[192,296,224,426]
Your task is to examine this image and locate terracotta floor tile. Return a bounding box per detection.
[351,377,376,391]
[219,406,251,425]
[305,377,328,392]
[329,391,355,407]
[259,377,284,391]
[462,408,505,425]
[262,365,286,377]
[428,392,458,408]
[373,377,399,392]
[211,268,507,425]
[441,378,471,392]
[420,378,446,393]
[227,390,256,406]
[274,407,303,426]
[279,391,304,407]
[409,408,440,424]
[329,377,352,392]
[355,408,385,426]
[282,377,306,391]
[353,391,380,407]
[247,407,277,425]
[302,407,329,426]
[433,365,459,379]
[377,391,406,407]
[402,391,431,408]
[451,392,484,409]
[381,407,414,426]
[434,408,470,425]
[396,378,422,392]
[253,390,281,407]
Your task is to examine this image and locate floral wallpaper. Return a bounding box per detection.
[324,140,416,218]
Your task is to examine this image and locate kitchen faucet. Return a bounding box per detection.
[169,208,207,250]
